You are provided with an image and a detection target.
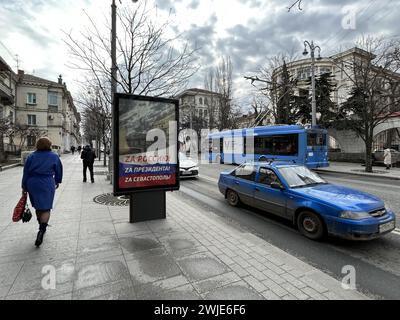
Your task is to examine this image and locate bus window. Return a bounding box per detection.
[307,133,326,146]
[255,134,298,156]
[254,136,273,154]
[273,134,298,156]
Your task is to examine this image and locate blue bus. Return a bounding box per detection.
[208,125,329,168]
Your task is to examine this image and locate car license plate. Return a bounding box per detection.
[379,221,395,233]
[182,171,192,175]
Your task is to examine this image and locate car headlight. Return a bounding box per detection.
[340,211,370,220]
[191,167,199,171]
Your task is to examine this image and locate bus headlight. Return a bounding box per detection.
[340,211,370,220]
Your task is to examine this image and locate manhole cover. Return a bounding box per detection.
[94,171,108,175]
[351,169,388,174]
[93,193,130,206]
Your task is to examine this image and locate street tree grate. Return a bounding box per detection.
[93,193,130,206]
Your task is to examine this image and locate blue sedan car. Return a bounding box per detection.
[218,162,396,240]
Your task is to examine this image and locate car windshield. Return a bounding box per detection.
[278,166,326,188]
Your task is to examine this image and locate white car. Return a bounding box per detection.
[179,152,199,178]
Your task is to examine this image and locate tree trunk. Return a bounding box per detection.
[0,133,5,162]
[365,137,373,173]
[103,141,107,167]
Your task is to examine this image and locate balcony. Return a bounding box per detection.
[0,81,14,106]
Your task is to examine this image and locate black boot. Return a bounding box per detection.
[35,223,48,247]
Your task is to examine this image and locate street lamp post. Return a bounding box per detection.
[303,40,321,127]
[110,0,138,184]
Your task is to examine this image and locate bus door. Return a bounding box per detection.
[306,131,328,168]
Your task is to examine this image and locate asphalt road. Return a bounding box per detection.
[178,163,400,299]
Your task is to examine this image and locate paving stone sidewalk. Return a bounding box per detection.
[315,161,400,180]
[0,155,367,300]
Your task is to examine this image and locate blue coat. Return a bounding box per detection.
[22,151,63,211]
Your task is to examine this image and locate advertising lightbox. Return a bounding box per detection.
[113,94,179,195]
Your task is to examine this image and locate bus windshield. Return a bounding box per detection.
[278,165,326,188]
[307,132,326,146]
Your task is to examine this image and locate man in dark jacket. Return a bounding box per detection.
[81,145,96,183]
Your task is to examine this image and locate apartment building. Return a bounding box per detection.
[175,88,221,130]
[0,55,81,157]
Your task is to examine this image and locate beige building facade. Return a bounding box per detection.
[175,88,221,129]
[0,55,81,157]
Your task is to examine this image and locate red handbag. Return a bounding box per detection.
[13,193,27,222]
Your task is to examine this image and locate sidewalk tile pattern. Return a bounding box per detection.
[0,156,367,300]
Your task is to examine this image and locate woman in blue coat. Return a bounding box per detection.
[21,137,63,247]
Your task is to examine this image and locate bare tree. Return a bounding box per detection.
[335,37,400,172]
[215,56,233,130]
[63,2,198,99]
[77,81,111,167]
[245,53,298,124]
[204,68,219,129]
[287,0,303,12]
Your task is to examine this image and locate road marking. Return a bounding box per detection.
[393,228,400,236]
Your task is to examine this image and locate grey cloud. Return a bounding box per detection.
[0,0,62,48]
[154,0,183,11]
[188,0,200,10]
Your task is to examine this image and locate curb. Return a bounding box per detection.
[0,163,21,172]
[314,169,400,181]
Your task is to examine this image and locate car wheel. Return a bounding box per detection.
[297,211,325,240]
[226,189,240,207]
[259,156,267,162]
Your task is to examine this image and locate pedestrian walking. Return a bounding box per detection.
[21,137,63,247]
[384,146,392,170]
[70,145,76,155]
[77,145,82,154]
[81,145,96,183]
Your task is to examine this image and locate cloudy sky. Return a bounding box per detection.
[0,0,399,111]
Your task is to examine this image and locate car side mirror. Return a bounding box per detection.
[271,182,284,190]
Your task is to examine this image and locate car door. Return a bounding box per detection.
[253,167,288,219]
[231,164,257,206]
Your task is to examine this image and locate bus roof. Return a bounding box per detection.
[208,124,326,138]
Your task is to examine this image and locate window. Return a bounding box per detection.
[27,136,36,147]
[199,109,203,118]
[297,67,311,80]
[48,92,58,106]
[28,114,36,125]
[307,132,326,146]
[254,134,298,156]
[258,168,281,186]
[27,93,36,104]
[9,111,13,123]
[233,164,257,181]
[204,97,208,105]
[199,97,203,105]
[320,67,331,75]
[204,109,208,117]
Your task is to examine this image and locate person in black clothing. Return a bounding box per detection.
[77,145,82,155]
[81,145,96,183]
[70,145,76,155]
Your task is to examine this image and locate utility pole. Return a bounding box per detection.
[110,0,138,183]
[303,40,321,127]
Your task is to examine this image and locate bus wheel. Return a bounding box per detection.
[297,211,325,240]
[226,189,240,207]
